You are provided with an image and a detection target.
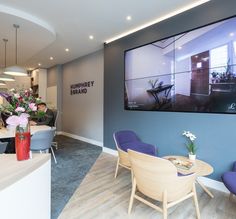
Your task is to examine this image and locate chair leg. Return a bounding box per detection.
[131,169,134,186]
[229,193,234,201]
[128,178,136,214]
[52,141,58,150]
[163,190,167,219]
[50,147,57,164]
[192,182,201,219]
[114,158,120,178]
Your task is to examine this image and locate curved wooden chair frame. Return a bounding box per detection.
[128,150,200,219]
[113,133,131,178]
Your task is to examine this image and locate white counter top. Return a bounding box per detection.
[0,125,51,139]
[0,154,50,191]
[0,153,51,219]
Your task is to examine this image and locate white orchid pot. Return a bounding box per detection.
[189,154,196,161]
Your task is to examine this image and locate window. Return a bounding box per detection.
[210,45,228,73]
[234,41,236,56]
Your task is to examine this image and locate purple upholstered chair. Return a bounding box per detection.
[113,130,157,178]
[222,161,236,200]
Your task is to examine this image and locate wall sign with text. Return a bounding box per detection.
[70,81,95,95]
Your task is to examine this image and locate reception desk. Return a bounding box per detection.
[0,125,51,139]
[0,154,51,219]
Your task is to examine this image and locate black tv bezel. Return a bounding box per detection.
[124,14,236,115]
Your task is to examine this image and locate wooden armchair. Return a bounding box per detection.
[113,130,156,178]
[128,150,200,219]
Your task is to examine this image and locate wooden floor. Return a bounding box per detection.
[59,153,236,219]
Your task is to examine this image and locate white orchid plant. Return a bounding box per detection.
[182,131,197,155]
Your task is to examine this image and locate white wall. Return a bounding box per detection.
[38,69,47,102]
[46,86,57,109]
[125,44,172,79]
[31,68,47,102]
[125,45,172,105]
[4,76,31,90]
[175,58,191,96]
[62,50,103,144]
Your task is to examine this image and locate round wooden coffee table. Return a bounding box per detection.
[164,155,214,198]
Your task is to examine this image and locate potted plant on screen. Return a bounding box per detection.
[182,131,197,160]
[148,79,159,89]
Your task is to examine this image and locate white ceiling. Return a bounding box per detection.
[0,0,210,70]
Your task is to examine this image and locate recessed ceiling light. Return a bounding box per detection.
[178,46,182,50]
[50,57,54,60]
[229,32,235,37]
[38,63,41,66]
[89,35,94,40]
[105,0,210,43]
[126,15,132,21]
[65,48,69,52]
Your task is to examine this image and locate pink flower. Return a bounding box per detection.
[6,115,20,126]
[15,107,25,112]
[18,113,30,126]
[29,103,37,111]
[14,93,20,98]
[6,113,30,127]
[20,113,30,119]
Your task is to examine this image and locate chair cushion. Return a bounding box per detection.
[115,131,139,145]
[222,172,236,195]
[120,141,156,156]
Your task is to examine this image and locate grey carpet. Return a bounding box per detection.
[51,135,102,219]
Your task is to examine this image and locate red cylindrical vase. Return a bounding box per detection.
[15,124,31,161]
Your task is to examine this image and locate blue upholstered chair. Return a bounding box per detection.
[222,161,236,200]
[0,142,7,153]
[30,128,57,164]
[113,130,157,178]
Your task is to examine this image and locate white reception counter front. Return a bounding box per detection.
[0,154,51,219]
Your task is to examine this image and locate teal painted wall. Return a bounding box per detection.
[104,0,236,180]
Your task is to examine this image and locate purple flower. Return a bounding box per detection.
[0,92,10,99]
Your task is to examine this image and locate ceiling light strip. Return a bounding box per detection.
[105,0,210,44]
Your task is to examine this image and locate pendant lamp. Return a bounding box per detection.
[0,39,15,81]
[4,24,27,76]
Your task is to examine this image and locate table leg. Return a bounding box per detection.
[196,179,214,198]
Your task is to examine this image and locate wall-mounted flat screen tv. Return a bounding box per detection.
[124,16,236,114]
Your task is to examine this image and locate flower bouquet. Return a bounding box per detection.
[0,88,42,160]
[0,88,41,120]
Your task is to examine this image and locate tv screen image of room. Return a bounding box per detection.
[124,16,236,113]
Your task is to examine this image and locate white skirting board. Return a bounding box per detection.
[102,146,230,194]
[197,176,229,194]
[60,131,103,147]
